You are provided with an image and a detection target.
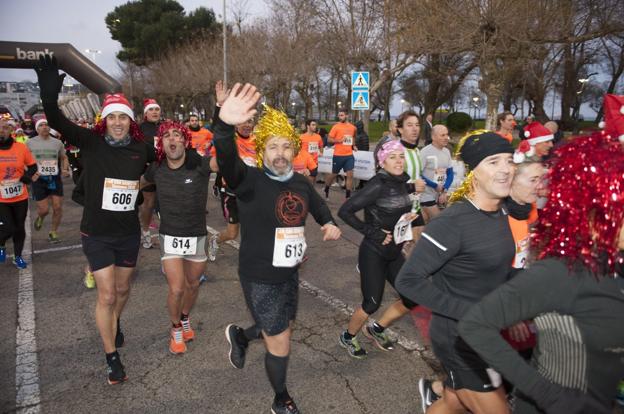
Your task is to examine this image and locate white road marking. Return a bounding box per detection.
[15,211,41,413]
[205,225,424,352]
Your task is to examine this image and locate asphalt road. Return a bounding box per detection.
[0,177,437,414]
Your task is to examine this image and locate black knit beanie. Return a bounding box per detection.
[459,132,514,170]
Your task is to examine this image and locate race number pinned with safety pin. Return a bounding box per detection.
[38,159,58,176]
[101,178,139,211]
[0,180,23,199]
[273,226,307,267]
[164,235,198,255]
[393,213,414,244]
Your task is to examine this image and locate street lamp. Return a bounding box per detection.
[84,49,102,63]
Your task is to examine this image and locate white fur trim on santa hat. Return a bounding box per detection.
[619,134,624,143]
[35,119,48,130]
[143,103,160,114]
[102,103,135,121]
[620,105,624,115]
[598,121,606,129]
[527,134,553,145]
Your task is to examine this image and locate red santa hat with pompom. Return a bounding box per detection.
[143,98,160,114]
[101,93,135,121]
[523,121,553,145]
[600,94,624,143]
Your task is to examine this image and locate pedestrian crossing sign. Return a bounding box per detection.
[351,91,369,110]
[351,72,369,89]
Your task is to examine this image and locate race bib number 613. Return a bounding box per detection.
[272,226,307,267]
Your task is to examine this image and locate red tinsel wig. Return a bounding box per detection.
[533,131,624,275]
[93,117,144,141]
[155,120,192,163]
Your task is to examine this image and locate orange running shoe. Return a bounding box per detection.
[169,327,187,354]
[181,318,195,342]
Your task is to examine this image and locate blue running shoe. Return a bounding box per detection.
[0,247,5,263]
[13,256,27,269]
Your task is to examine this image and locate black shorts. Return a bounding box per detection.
[309,168,318,177]
[31,176,63,201]
[220,192,239,224]
[412,213,425,226]
[240,273,299,336]
[420,200,437,207]
[442,365,502,393]
[81,233,141,272]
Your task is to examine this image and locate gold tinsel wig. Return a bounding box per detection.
[253,104,301,168]
[448,129,489,204]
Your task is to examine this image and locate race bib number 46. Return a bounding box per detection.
[273,226,307,267]
[393,213,414,244]
[342,135,353,146]
[0,180,23,199]
[101,178,139,211]
[38,159,58,176]
[164,235,198,255]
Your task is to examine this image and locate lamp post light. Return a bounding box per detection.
[84,48,102,64]
[472,96,480,120]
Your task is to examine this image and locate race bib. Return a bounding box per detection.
[393,213,413,244]
[273,226,307,267]
[0,180,23,199]
[38,159,58,176]
[342,135,353,146]
[163,235,198,255]
[434,167,446,184]
[308,142,319,154]
[101,178,139,211]
[513,235,530,269]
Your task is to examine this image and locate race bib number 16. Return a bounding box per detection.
[393,213,414,244]
[272,226,307,267]
[101,178,139,211]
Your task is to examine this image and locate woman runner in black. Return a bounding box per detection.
[35,55,154,385]
[396,131,515,414]
[338,139,421,357]
[215,84,340,414]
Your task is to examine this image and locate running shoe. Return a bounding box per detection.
[34,215,44,231]
[84,270,96,289]
[141,230,152,249]
[225,323,247,369]
[199,274,207,284]
[181,318,195,342]
[362,324,394,351]
[617,379,624,406]
[169,327,187,354]
[323,186,329,199]
[106,353,128,385]
[13,256,27,269]
[0,247,5,263]
[271,398,301,414]
[339,331,367,359]
[208,234,218,262]
[115,320,125,348]
[418,378,440,413]
[48,231,61,244]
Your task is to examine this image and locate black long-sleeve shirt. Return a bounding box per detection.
[42,101,154,237]
[458,258,624,413]
[212,118,335,283]
[338,170,412,259]
[395,199,514,369]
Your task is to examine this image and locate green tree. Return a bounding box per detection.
[106,0,219,66]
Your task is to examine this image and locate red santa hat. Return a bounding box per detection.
[523,121,554,145]
[601,94,624,143]
[35,118,48,130]
[143,98,160,114]
[101,93,135,121]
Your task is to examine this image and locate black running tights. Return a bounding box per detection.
[0,200,29,256]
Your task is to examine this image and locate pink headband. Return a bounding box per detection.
[377,140,405,165]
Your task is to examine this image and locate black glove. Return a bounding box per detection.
[19,175,32,184]
[34,55,66,103]
[538,386,608,414]
[185,148,202,170]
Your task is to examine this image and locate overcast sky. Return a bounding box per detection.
[0,0,268,82]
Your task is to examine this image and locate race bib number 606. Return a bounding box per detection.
[272,226,307,267]
[101,178,139,211]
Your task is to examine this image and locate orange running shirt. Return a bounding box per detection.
[497,131,513,143]
[190,128,213,156]
[210,133,257,166]
[508,216,530,269]
[0,142,36,203]
[299,133,323,161]
[329,122,356,156]
[293,149,317,174]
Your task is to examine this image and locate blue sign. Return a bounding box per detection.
[351,72,369,89]
[351,91,369,110]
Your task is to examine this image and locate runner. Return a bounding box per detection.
[459,131,624,414]
[337,139,420,358]
[13,127,28,144]
[420,124,453,222]
[188,113,213,156]
[139,98,161,249]
[323,109,357,199]
[292,146,317,183]
[0,118,37,269]
[27,118,70,243]
[216,85,340,414]
[298,119,322,183]
[143,120,210,354]
[35,55,154,385]
[396,131,515,414]
[495,111,515,143]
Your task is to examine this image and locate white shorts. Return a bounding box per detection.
[158,234,208,262]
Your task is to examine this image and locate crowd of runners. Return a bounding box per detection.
[1,54,623,413]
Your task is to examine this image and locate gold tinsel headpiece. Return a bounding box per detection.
[253,104,301,168]
[448,129,490,204]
